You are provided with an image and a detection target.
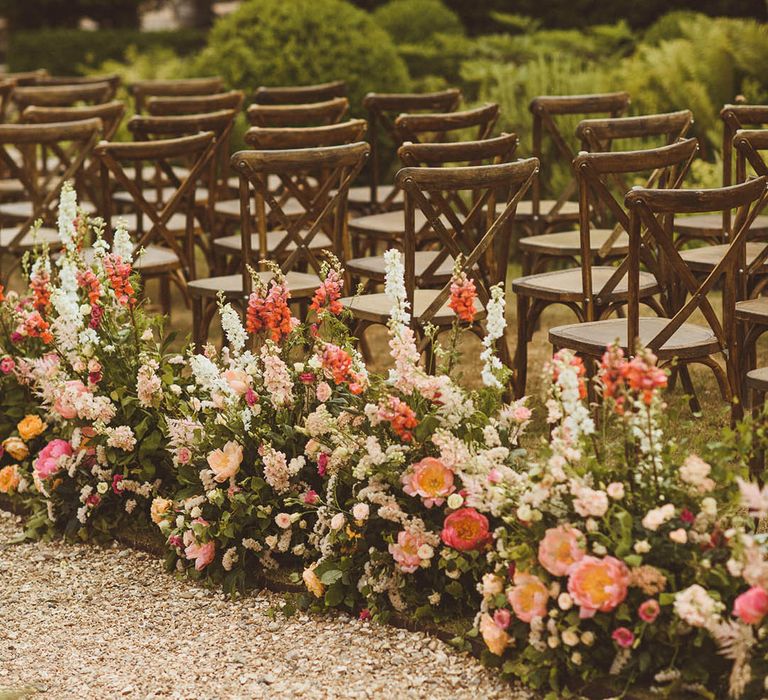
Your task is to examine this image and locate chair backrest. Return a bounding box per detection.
[35,73,121,99]
[529,92,631,222]
[11,82,114,110]
[0,70,47,86]
[576,110,694,152]
[0,79,15,122]
[363,88,462,206]
[394,103,499,145]
[131,77,225,114]
[147,90,245,116]
[95,131,217,276]
[0,118,103,249]
[252,80,347,105]
[573,137,699,320]
[230,141,370,291]
[246,97,349,128]
[396,157,538,328]
[244,120,367,149]
[734,128,768,188]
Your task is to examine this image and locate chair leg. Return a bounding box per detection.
[750,390,766,483]
[159,276,172,317]
[677,364,702,415]
[192,296,204,350]
[513,293,529,398]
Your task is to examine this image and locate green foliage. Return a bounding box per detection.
[8,29,206,77]
[195,0,410,112]
[373,0,464,45]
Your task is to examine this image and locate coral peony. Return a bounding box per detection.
[441,508,491,551]
[507,572,549,623]
[538,525,586,577]
[0,464,20,494]
[207,441,243,483]
[480,613,511,655]
[389,529,430,573]
[567,556,630,619]
[402,457,456,507]
[34,439,73,480]
[17,414,45,441]
[733,586,768,625]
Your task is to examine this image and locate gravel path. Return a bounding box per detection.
[0,510,530,700]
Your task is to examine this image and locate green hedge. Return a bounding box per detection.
[8,29,206,76]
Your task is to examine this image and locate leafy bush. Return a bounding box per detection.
[195,0,410,111]
[8,28,205,76]
[373,0,464,45]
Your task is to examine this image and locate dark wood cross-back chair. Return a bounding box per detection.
[348,102,500,256]
[35,74,121,100]
[0,79,16,123]
[0,70,47,87]
[11,82,114,111]
[131,77,225,114]
[676,104,768,248]
[345,132,517,290]
[0,118,103,284]
[517,92,631,271]
[210,120,368,273]
[190,140,370,348]
[512,137,698,397]
[549,176,768,412]
[95,131,217,314]
[344,156,538,366]
[252,80,347,105]
[349,88,462,214]
[147,90,245,117]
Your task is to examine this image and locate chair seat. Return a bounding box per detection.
[347,184,403,209]
[342,289,485,325]
[675,213,768,238]
[109,212,191,234]
[513,199,580,220]
[214,197,305,220]
[0,226,61,250]
[512,267,659,302]
[680,242,768,272]
[549,317,719,359]
[746,366,768,393]
[735,297,768,324]
[349,209,459,238]
[518,228,629,257]
[0,199,97,219]
[0,179,24,198]
[346,250,456,281]
[213,230,333,255]
[188,270,321,299]
[113,186,210,206]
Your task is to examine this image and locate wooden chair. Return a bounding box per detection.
[147,90,245,117]
[0,79,15,123]
[35,73,121,100]
[252,80,347,105]
[676,104,768,247]
[0,118,102,284]
[549,177,768,410]
[348,103,500,255]
[11,82,114,111]
[517,92,631,269]
[349,89,462,214]
[344,156,538,365]
[512,138,698,397]
[95,131,217,314]
[131,77,225,114]
[345,132,517,291]
[190,140,370,347]
[0,70,47,86]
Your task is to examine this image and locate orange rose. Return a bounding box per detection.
[0,464,20,493]
[2,437,29,461]
[17,415,45,442]
[302,564,326,598]
[207,441,243,483]
[150,497,172,525]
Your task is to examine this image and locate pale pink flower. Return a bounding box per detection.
[572,485,609,518]
[183,529,215,571]
[54,379,89,419]
[275,513,292,529]
[402,457,455,507]
[567,556,630,619]
[479,613,511,655]
[506,572,548,623]
[316,381,332,403]
[207,441,243,483]
[738,478,768,519]
[223,368,250,395]
[389,529,429,573]
[538,525,586,577]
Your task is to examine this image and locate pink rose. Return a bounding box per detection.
[441,508,491,551]
[507,571,548,623]
[733,586,768,625]
[176,447,192,464]
[34,439,73,480]
[0,357,15,373]
[612,627,635,648]
[512,405,532,422]
[111,474,124,495]
[567,555,630,619]
[388,529,429,574]
[183,530,216,571]
[223,369,250,396]
[316,381,332,403]
[638,598,660,623]
[493,608,511,629]
[53,380,89,420]
[402,457,456,508]
[538,525,586,577]
[303,489,319,505]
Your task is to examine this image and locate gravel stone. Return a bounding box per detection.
[0,511,533,699]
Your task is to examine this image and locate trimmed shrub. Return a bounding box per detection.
[8,29,206,76]
[373,0,464,45]
[195,0,410,111]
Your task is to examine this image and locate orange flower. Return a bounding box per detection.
[0,464,20,493]
[376,396,418,442]
[310,268,343,317]
[246,280,296,342]
[448,271,477,323]
[104,254,136,307]
[17,415,45,442]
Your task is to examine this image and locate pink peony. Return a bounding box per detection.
[388,529,429,573]
[567,555,630,619]
[34,439,73,479]
[638,598,661,623]
[538,525,586,577]
[183,530,216,571]
[402,457,455,507]
[507,571,549,623]
[441,508,491,551]
[612,627,635,648]
[223,369,250,396]
[733,586,768,625]
[53,379,89,419]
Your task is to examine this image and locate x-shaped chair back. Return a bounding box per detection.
[132,77,225,114]
[246,98,349,128]
[147,90,245,117]
[230,141,370,294]
[394,103,499,145]
[0,118,102,249]
[252,80,347,105]
[12,82,114,111]
[573,137,699,320]
[397,156,538,328]
[625,176,768,392]
[363,89,462,208]
[529,92,630,225]
[734,129,768,246]
[95,131,216,276]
